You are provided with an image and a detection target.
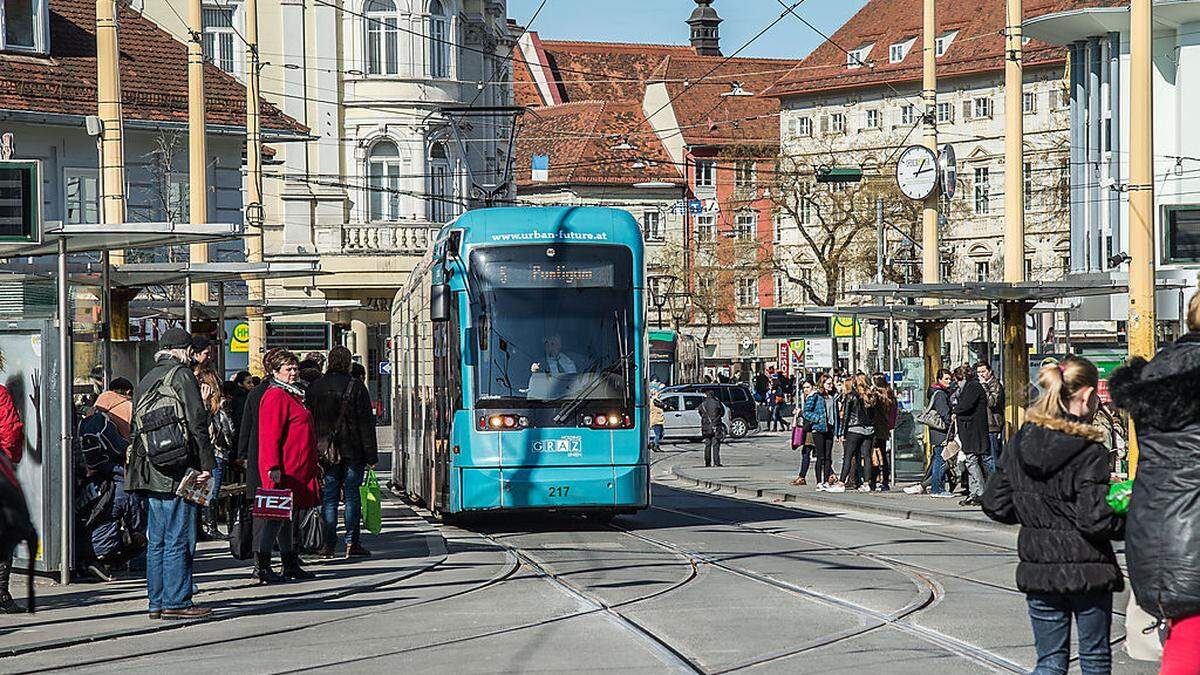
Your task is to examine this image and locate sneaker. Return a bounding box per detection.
[825,483,846,493]
[857,484,871,493]
[903,484,925,495]
[790,476,807,486]
[959,497,981,507]
[318,545,335,560]
[930,492,957,499]
[815,482,827,492]
[345,543,372,559]
[879,485,891,493]
[0,595,23,614]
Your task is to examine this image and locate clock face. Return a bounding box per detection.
[895,145,940,200]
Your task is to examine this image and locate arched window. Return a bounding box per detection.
[427,142,452,222]
[367,140,402,221]
[428,0,450,79]
[366,0,399,76]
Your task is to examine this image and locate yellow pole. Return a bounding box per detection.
[1127,0,1156,477]
[187,0,209,312]
[96,0,130,338]
[1001,0,1030,434]
[244,0,267,376]
[921,0,943,380]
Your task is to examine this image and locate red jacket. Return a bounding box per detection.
[257,385,320,509]
[0,384,24,464]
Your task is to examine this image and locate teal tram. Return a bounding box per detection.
[391,207,650,519]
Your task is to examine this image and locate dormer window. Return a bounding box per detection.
[935,30,959,57]
[1,0,48,54]
[889,38,915,64]
[847,43,873,70]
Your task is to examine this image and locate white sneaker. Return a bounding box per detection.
[903,484,924,495]
[825,483,846,493]
[857,484,871,493]
[816,482,826,492]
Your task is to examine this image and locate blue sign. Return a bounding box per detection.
[670,199,704,215]
[379,360,392,376]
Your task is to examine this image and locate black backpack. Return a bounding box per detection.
[133,366,192,473]
[0,454,36,612]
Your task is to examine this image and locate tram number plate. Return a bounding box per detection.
[547,486,570,498]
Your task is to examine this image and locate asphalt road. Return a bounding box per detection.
[3,444,1155,674]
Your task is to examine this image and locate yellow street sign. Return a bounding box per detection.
[832,316,861,338]
[231,322,250,353]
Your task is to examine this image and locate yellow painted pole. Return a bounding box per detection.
[921,0,943,382]
[1001,0,1030,434]
[187,0,209,313]
[244,0,267,376]
[96,0,130,338]
[1127,0,1157,477]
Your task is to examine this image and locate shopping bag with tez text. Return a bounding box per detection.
[252,488,294,521]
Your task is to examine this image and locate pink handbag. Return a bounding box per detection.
[791,426,806,449]
[251,487,293,521]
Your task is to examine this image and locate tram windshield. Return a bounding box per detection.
[470,244,635,407]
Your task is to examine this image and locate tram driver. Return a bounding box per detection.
[530,334,578,375]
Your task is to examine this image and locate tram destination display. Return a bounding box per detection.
[485,261,615,288]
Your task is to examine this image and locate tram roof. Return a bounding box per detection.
[447,207,644,249]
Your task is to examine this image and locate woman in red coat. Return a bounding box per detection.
[253,350,318,583]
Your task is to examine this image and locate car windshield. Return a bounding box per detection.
[471,244,635,407]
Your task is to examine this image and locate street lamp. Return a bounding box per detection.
[648,274,678,329]
[668,291,693,330]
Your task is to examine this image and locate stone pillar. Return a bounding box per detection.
[351,317,369,366]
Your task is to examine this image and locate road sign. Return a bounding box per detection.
[803,339,834,368]
[0,159,42,245]
[832,316,862,338]
[379,360,392,376]
[230,322,250,353]
[939,143,957,199]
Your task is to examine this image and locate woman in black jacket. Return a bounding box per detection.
[828,374,877,493]
[953,365,990,506]
[1109,282,1200,673]
[981,357,1124,675]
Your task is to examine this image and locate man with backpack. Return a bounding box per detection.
[126,328,216,620]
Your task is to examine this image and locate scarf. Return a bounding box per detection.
[270,378,305,401]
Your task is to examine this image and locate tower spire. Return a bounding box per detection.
[688,0,722,56]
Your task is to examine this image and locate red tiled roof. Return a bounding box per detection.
[0,0,304,134]
[515,100,681,188]
[515,39,697,107]
[764,0,1075,99]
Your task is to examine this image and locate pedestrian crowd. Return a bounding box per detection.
[0,329,380,619]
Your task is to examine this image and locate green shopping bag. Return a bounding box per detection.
[360,468,383,535]
[1106,479,1133,516]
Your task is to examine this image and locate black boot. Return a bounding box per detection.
[0,555,20,612]
[253,553,285,584]
[281,552,314,581]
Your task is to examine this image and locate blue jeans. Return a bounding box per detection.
[650,425,663,450]
[1026,592,1113,675]
[988,432,1003,474]
[322,463,366,548]
[146,494,197,612]
[930,449,948,494]
[206,458,226,502]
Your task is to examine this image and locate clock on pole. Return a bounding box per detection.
[895,145,940,201]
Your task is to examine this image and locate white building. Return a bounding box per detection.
[764,0,1076,363]
[136,0,513,394]
[1027,0,1200,341]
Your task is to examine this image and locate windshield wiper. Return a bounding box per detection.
[552,347,636,424]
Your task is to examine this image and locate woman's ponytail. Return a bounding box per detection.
[1029,357,1099,422]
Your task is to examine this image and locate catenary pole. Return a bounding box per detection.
[1127,0,1156,478]
[96,0,129,343]
[1001,0,1031,436]
[187,0,208,319]
[919,0,943,410]
[245,0,267,376]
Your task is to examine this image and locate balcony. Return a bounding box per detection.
[315,222,438,256]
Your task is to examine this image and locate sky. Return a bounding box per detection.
[506,0,869,61]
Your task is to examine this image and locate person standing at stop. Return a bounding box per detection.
[0,349,25,614]
[698,390,725,468]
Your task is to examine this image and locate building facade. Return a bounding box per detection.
[764,0,1076,364]
[136,0,513,395]
[1027,0,1200,342]
[513,2,801,379]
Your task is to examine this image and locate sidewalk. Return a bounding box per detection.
[665,432,1012,533]
[0,500,443,657]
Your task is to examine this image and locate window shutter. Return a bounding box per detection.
[963,100,973,121]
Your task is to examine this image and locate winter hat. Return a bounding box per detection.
[159,327,193,350]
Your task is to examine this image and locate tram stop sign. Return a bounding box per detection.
[230,322,251,353]
[0,159,42,246]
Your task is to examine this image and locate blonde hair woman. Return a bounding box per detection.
[982,357,1123,674]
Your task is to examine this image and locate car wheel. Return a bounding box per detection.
[729,417,749,439]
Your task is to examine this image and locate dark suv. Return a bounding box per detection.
[662,383,759,438]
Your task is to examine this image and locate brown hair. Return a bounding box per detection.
[326,345,353,374]
[872,373,896,408]
[263,348,298,376]
[195,367,224,416]
[853,373,878,406]
[1188,274,1200,332]
[816,372,834,394]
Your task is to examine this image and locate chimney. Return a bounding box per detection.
[687,0,722,56]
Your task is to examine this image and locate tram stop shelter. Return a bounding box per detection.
[0,221,248,583]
